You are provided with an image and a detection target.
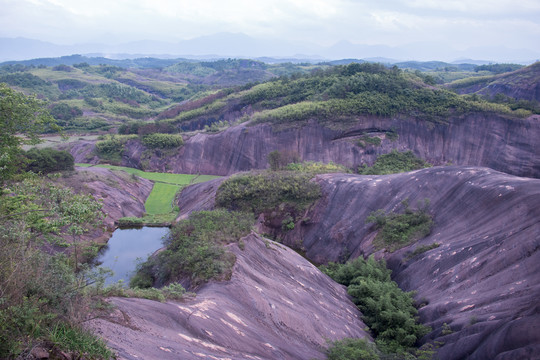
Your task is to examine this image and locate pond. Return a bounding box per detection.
[96,227,169,286]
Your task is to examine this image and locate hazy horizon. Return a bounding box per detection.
[1,0,539,63]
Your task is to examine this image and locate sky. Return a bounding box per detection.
[1,0,540,60]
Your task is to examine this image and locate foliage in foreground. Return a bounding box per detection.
[321,257,430,356]
[359,150,431,175]
[0,83,59,184]
[367,199,434,252]
[130,209,254,289]
[0,175,111,359]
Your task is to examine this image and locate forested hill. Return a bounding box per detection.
[154,62,535,133]
[447,61,540,106]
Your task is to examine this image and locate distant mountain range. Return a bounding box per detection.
[1,33,539,64]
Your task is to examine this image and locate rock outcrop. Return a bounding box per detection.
[112,113,540,178]
[282,166,540,359]
[59,166,152,235]
[88,233,369,360]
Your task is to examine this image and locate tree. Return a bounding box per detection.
[0,83,59,183]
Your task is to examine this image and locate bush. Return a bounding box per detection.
[367,199,433,252]
[216,171,321,214]
[49,103,83,121]
[359,150,431,175]
[267,150,299,171]
[326,338,380,360]
[94,135,137,162]
[24,148,74,174]
[321,257,430,355]
[0,175,107,358]
[285,161,350,174]
[52,64,73,72]
[131,210,254,288]
[357,135,382,148]
[142,133,184,149]
[47,323,113,359]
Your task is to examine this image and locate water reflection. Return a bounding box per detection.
[96,227,169,286]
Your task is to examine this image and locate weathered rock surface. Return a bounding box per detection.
[115,113,539,178]
[59,166,152,235]
[88,233,369,360]
[282,167,540,359]
[175,177,225,221]
[65,112,540,179]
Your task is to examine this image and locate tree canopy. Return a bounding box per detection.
[0,83,58,183]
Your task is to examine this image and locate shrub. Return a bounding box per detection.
[267,150,300,171]
[52,64,73,72]
[94,135,137,162]
[142,133,184,149]
[359,150,431,175]
[24,148,74,174]
[326,338,380,360]
[407,243,440,260]
[0,175,107,358]
[131,210,254,288]
[285,161,350,174]
[357,135,382,148]
[216,171,321,214]
[47,323,113,359]
[367,199,433,252]
[321,257,430,355]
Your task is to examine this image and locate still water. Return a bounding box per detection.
[96,227,169,286]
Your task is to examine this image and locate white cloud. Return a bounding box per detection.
[0,0,538,59]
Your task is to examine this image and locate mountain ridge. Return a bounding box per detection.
[2,34,539,64]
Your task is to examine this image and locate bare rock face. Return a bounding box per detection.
[175,177,225,221]
[283,167,540,359]
[88,233,369,360]
[59,166,153,233]
[118,113,540,178]
[59,140,99,164]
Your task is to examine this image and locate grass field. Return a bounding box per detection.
[145,183,180,215]
[76,163,221,218]
[76,163,219,185]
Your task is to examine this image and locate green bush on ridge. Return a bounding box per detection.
[141,133,184,149]
[130,209,254,289]
[215,171,321,214]
[359,150,431,175]
[367,199,434,252]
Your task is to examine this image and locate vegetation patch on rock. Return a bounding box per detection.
[130,209,254,289]
[216,171,321,214]
[367,199,434,252]
[359,150,431,175]
[321,256,431,357]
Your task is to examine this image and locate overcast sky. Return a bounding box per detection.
[1,0,539,59]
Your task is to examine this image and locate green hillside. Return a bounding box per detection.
[155,62,533,133]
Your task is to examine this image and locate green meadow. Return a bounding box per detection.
[76,163,221,221]
[145,182,181,215]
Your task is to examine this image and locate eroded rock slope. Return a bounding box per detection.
[88,233,369,360]
[59,166,152,235]
[71,113,540,178]
[282,166,540,359]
